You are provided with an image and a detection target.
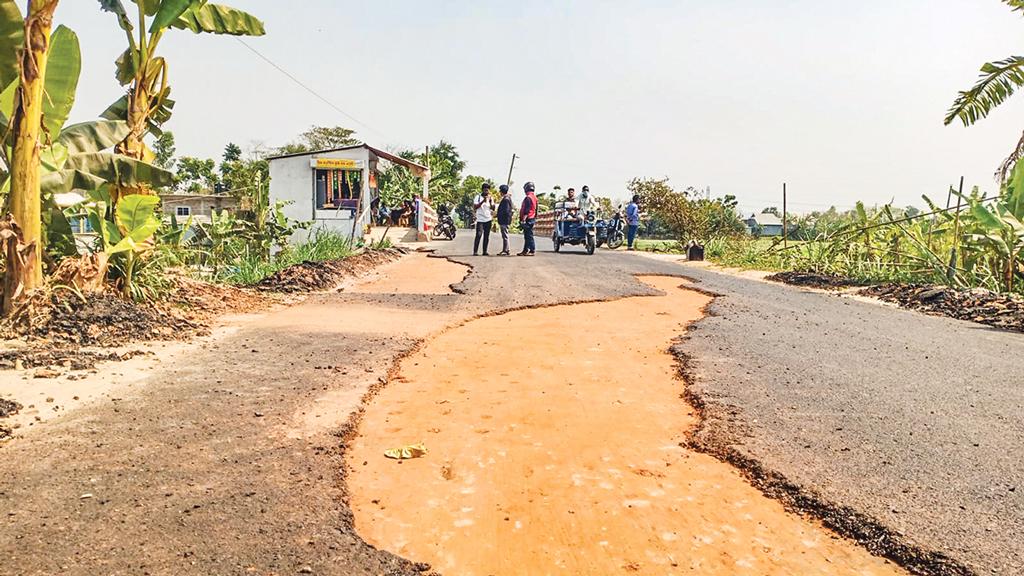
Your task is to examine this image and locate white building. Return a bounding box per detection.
[268,144,430,244]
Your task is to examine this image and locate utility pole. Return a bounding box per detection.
[782,182,788,250]
[506,153,518,188]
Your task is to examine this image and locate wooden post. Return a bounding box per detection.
[947,176,965,284]
[782,182,788,250]
[506,153,518,187]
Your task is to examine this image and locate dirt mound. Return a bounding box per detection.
[23,292,196,347]
[257,248,406,293]
[860,284,1024,333]
[767,271,866,289]
[165,276,272,322]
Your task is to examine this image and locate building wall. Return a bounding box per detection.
[269,148,372,245]
[161,195,238,219]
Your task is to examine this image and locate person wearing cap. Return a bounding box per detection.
[518,182,538,256]
[496,184,515,256]
[473,182,495,256]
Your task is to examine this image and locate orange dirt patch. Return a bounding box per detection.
[347,276,906,575]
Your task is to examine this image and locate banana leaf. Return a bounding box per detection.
[110,193,160,253]
[114,47,135,86]
[64,151,174,189]
[57,120,131,155]
[40,169,108,196]
[45,205,78,257]
[149,0,194,32]
[970,201,1006,232]
[97,0,134,32]
[0,0,22,89]
[172,3,265,36]
[1006,159,1024,219]
[43,25,81,139]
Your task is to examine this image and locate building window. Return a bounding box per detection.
[315,168,361,211]
[176,206,191,217]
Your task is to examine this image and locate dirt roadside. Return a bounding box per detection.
[0,252,469,576]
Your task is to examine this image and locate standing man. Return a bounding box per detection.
[473,183,495,256]
[518,182,538,256]
[626,194,641,250]
[496,184,515,256]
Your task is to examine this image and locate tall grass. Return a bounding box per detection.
[222,229,355,285]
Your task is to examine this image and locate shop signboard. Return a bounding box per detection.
[311,158,363,170]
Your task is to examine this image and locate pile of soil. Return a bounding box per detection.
[164,276,272,323]
[767,271,867,289]
[0,277,271,372]
[860,283,1024,333]
[0,398,21,440]
[257,248,406,293]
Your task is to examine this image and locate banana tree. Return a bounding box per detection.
[945,1,1024,179]
[0,8,174,254]
[2,0,60,310]
[97,0,265,206]
[957,162,1024,291]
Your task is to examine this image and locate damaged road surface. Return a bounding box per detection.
[348,276,903,575]
[2,233,1021,575]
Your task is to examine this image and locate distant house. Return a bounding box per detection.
[744,212,787,236]
[159,193,239,224]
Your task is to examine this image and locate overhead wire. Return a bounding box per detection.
[234,38,397,145]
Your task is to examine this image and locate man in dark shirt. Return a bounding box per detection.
[518,182,538,256]
[496,184,515,256]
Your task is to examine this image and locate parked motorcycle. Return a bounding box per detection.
[596,206,625,249]
[432,204,457,240]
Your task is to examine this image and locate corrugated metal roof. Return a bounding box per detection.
[267,144,429,175]
[746,212,784,226]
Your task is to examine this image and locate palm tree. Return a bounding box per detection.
[945,1,1024,180]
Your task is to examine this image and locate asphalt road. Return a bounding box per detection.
[0,229,1019,575]
[437,232,1023,574]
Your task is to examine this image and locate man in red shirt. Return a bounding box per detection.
[518,182,538,256]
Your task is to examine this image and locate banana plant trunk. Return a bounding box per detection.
[111,82,151,206]
[4,0,59,314]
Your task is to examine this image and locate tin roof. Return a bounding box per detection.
[267,144,429,176]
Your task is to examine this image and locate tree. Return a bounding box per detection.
[762,206,781,217]
[175,156,218,193]
[152,131,176,170]
[222,142,242,163]
[98,0,265,206]
[629,177,746,245]
[945,1,1024,179]
[276,126,360,155]
[4,0,61,300]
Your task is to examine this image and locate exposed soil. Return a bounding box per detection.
[347,276,905,575]
[0,251,469,575]
[766,270,866,289]
[257,248,407,292]
[860,283,1024,333]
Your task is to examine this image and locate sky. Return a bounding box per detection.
[55,1,1024,214]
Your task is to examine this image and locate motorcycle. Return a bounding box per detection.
[596,206,625,249]
[432,204,457,241]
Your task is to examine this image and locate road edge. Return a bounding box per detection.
[670,279,975,576]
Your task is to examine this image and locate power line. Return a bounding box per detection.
[234,38,394,143]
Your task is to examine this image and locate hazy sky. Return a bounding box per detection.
[55,1,1024,213]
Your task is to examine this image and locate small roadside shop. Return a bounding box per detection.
[268,144,430,244]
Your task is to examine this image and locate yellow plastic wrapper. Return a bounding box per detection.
[384,443,428,460]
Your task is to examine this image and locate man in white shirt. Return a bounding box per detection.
[473,182,495,256]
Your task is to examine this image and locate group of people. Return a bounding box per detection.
[471,181,539,256]
[470,181,642,255]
